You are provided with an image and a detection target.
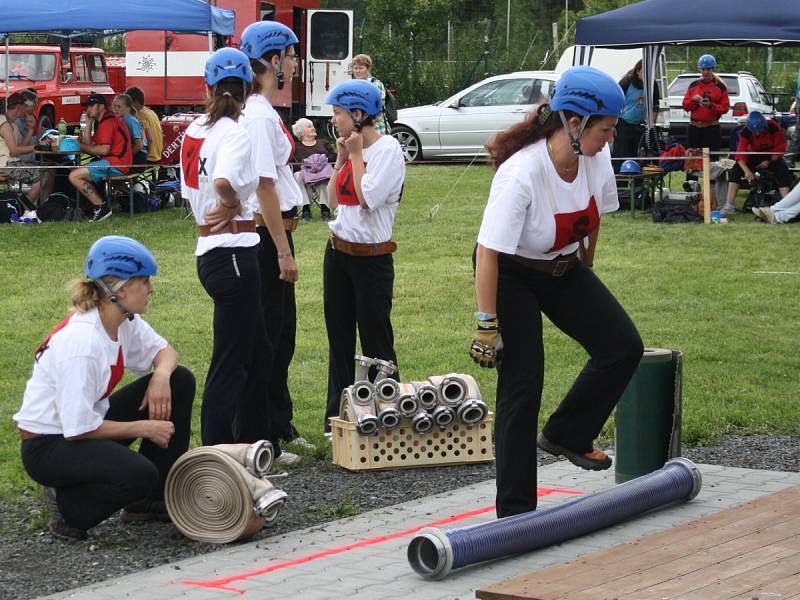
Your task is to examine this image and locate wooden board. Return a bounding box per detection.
[476,484,800,600]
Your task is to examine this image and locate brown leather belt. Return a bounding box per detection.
[505,252,579,277]
[690,120,719,128]
[198,220,256,237]
[19,429,41,441]
[330,233,397,257]
[254,212,299,232]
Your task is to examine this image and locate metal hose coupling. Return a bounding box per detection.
[339,386,380,436]
[430,373,480,408]
[376,396,401,429]
[165,446,288,544]
[213,440,275,477]
[457,398,488,425]
[354,353,377,382]
[431,402,455,427]
[396,382,419,417]
[412,381,439,410]
[411,409,434,434]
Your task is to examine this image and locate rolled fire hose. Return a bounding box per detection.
[165,445,288,544]
[407,458,702,579]
[412,381,439,410]
[340,386,379,435]
[396,382,419,417]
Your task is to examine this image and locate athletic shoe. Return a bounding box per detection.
[720,204,736,215]
[274,450,301,466]
[324,431,333,444]
[752,206,765,221]
[763,206,778,224]
[121,499,170,522]
[89,204,112,222]
[320,207,333,222]
[536,432,612,471]
[42,487,88,541]
[301,207,312,222]
[287,436,316,451]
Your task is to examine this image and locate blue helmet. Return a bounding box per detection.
[84,236,158,281]
[204,48,253,86]
[697,54,717,69]
[240,21,298,59]
[550,66,625,117]
[746,111,766,134]
[620,159,641,175]
[59,137,80,160]
[326,80,383,116]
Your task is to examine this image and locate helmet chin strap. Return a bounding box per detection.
[558,111,590,156]
[256,52,286,90]
[345,109,364,132]
[95,279,134,321]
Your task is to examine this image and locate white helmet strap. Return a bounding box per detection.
[94,278,134,321]
[558,110,590,156]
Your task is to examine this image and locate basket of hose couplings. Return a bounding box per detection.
[330,354,494,471]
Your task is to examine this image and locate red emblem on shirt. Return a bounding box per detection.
[548,195,600,253]
[336,161,362,206]
[35,314,74,362]
[180,135,206,189]
[102,347,125,400]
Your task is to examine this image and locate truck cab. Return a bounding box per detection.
[0,45,115,131]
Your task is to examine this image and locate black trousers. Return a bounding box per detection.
[687,124,721,151]
[257,226,297,442]
[612,120,644,172]
[323,241,399,431]
[729,157,794,188]
[20,366,195,531]
[197,245,277,449]
[494,255,643,518]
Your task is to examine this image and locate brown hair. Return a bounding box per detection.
[352,54,372,70]
[487,104,602,169]
[205,78,251,126]
[124,86,146,107]
[114,93,136,116]
[6,92,26,110]
[249,50,281,94]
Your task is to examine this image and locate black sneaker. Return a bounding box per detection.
[89,204,112,222]
[121,499,170,522]
[42,487,87,541]
[301,207,312,222]
[320,207,333,222]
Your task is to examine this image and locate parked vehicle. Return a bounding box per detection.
[667,71,775,146]
[0,45,115,130]
[391,71,558,162]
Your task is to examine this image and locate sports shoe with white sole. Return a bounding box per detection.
[275,450,301,466]
[89,204,112,222]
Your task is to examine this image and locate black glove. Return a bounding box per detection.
[470,318,503,368]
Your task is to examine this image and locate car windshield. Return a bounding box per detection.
[668,75,740,96]
[0,53,57,81]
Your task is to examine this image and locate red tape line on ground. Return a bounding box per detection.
[179,486,583,594]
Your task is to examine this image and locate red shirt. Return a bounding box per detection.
[682,78,730,123]
[92,111,132,173]
[734,120,786,162]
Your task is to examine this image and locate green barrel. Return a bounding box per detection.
[614,348,682,483]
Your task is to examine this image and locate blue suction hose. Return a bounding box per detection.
[407,457,701,579]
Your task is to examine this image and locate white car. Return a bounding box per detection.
[391,71,558,162]
[667,71,776,147]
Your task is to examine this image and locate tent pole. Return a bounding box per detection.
[5,36,9,104]
[702,147,711,224]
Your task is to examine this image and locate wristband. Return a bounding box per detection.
[475,311,497,321]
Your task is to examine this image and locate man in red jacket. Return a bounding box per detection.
[682,54,730,153]
[722,110,792,214]
[68,94,132,222]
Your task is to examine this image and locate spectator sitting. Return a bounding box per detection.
[291,117,335,222]
[125,86,163,166]
[68,94,132,222]
[0,92,52,208]
[15,89,40,161]
[722,111,791,215]
[112,94,147,170]
[753,179,800,224]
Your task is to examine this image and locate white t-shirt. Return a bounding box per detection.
[13,309,168,438]
[477,139,618,260]
[180,115,260,256]
[241,95,302,213]
[328,135,405,244]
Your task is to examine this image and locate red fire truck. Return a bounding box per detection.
[125,1,353,162]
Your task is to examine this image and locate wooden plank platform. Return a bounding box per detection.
[476,484,800,600]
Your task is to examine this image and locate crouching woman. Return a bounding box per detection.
[13,236,195,540]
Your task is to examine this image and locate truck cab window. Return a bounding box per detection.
[309,12,349,60]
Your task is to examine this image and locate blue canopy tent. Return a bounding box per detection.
[0,0,235,37]
[573,0,800,135]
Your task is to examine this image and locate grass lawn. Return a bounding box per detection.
[1,164,797,500]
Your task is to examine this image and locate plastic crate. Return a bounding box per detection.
[330,415,494,471]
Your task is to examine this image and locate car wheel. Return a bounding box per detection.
[391,126,421,163]
[38,111,53,132]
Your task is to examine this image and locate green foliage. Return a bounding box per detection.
[302,490,358,518]
[1,166,798,503]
